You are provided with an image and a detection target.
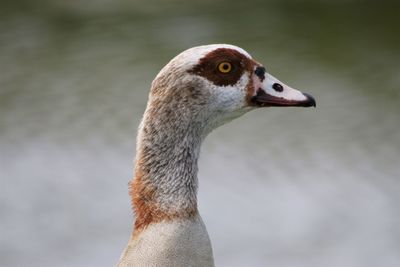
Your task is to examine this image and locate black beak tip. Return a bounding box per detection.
[303,93,316,107]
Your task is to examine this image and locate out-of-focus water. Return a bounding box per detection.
[1,1,399,266]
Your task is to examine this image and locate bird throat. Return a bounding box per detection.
[130,106,204,234]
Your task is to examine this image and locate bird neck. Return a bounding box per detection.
[130,100,205,233]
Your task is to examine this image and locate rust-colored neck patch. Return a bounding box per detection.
[130,167,198,236]
[189,48,255,86]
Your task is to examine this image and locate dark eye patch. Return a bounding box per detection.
[189,48,254,86]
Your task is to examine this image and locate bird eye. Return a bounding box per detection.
[218,62,232,73]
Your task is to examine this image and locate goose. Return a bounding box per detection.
[116,44,316,267]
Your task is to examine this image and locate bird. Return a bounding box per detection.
[116,44,316,267]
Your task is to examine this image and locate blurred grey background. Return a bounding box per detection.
[1,0,399,266]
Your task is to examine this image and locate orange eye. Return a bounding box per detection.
[218,62,232,73]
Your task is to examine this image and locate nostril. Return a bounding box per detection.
[272,83,283,92]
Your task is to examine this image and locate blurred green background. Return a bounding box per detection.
[1,1,399,266]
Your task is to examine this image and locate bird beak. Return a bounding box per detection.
[251,72,316,107]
